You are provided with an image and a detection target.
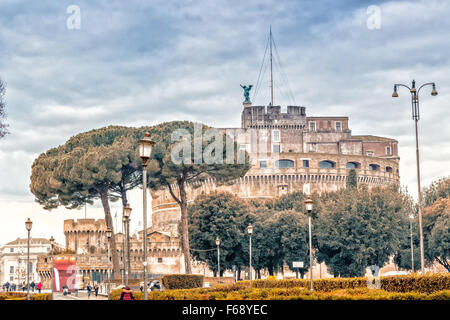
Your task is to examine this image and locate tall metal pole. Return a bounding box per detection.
[249,234,252,288]
[410,218,414,273]
[123,218,129,286]
[393,80,438,275]
[50,241,54,300]
[217,244,220,284]
[107,242,111,299]
[126,220,130,284]
[309,215,313,292]
[27,230,30,300]
[122,218,127,285]
[143,166,148,300]
[414,116,425,274]
[269,26,274,106]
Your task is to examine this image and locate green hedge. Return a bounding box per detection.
[214,274,450,293]
[0,293,51,300]
[113,287,450,300]
[162,274,204,290]
[109,274,450,300]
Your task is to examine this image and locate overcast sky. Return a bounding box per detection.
[0,0,449,247]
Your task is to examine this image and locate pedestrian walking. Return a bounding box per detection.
[37,282,42,293]
[119,286,134,300]
[94,284,99,297]
[87,284,92,299]
[5,282,10,292]
[31,281,36,292]
[22,281,26,292]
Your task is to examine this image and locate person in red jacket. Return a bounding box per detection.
[119,286,134,300]
[37,282,42,293]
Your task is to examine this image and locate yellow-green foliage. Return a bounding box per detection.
[108,274,450,300]
[162,274,204,289]
[0,292,51,300]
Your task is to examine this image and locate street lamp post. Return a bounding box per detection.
[304,196,314,292]
[106,228,112,300]
[49,236,55,300]
[139,132,155,301]
[25,218,33,300]
[409,214,415,273]
[247,224,253,288]
[123,204,132,286]
[216,237,221,284]
[392,80,438,274]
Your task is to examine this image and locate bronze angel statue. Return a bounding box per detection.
[240,84,253,103]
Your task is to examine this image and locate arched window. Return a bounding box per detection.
[346,162,360,169]
[319,160,335,169]
[369,164,380,171]
[386,166,393,173]
[275,159,294,168]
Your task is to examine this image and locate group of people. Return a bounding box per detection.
[85,283,100,298]
[2,281,42,293]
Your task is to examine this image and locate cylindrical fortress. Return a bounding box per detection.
[152,104,400,228]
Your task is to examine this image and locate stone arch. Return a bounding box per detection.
[319,160,336,169]
[346,161,360,169]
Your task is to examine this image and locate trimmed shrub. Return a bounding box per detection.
[212,274,450,294]
[162,274,204,290]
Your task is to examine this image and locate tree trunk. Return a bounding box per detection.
[178,178,192,274]
[100,188,120,276]
[268,265,274,276]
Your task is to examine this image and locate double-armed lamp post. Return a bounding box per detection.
[138,132,155,301]
[123,204,132,286]
[304,196,313,292]
[392,80,438,274]
[25,218,33,300]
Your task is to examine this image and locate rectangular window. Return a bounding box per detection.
[309,122,316,132]
[303,160,310,168]
[272,144,280,153]
[239,143,247,150]
[335,121,342,132]
[366,151,374,157]
[309,143,317,152]
[386,146,392,155]
[10,276,14,282]
[259,160,267,168]
[10,266,14,273]
[158,258,163,263]
[272,130,280,142]
[10,248,13,253]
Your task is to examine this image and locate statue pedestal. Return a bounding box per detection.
[243,102,252,108]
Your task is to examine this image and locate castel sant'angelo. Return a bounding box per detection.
[151,100,400,249]
[37,31,400,282]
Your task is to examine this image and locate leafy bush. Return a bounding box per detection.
[162,274,204,289]
[214,274,450,293]
[0,292,51,300]
[109,274,450,300]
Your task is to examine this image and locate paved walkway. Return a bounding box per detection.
[53,292,108,300]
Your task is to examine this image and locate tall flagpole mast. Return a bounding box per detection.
[270,26,274,106]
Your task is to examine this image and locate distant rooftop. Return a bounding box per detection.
[351,135,397,142]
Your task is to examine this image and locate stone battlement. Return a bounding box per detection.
[242,104,307,129]
[64,219,107,233]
